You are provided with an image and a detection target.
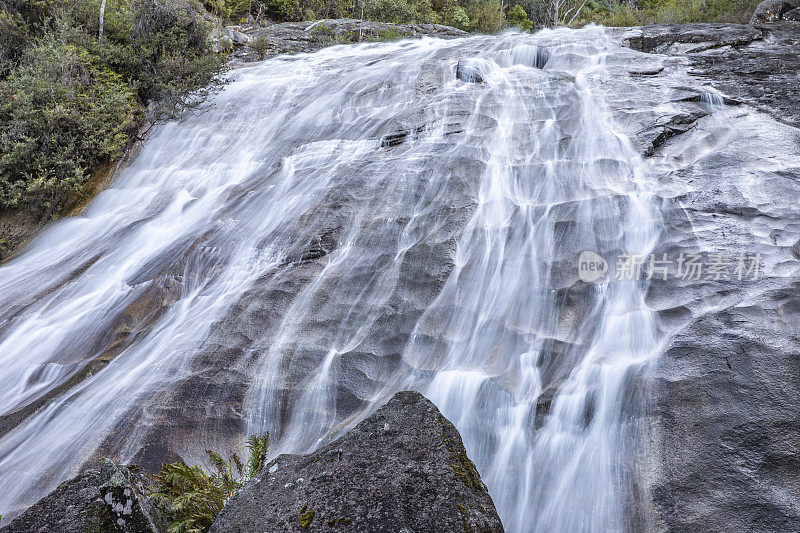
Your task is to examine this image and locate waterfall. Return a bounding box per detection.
[0,27,663,531]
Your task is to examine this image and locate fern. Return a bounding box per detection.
[150,432,270,533]
[245,433,270,479]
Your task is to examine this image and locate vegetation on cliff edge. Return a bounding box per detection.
[0,0,223,215]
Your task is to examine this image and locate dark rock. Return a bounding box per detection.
[750,0,797,22]
[630,76,800,531]
[210,391,504,533]
[456,58,487,83]
[642,109,709,156]
[619,23,763,54]
[1,459,165,533]
[785,7,800,19]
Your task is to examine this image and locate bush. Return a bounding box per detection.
[446,5,471,28]
[366,0,419,22]
[507,3,533,29]
[0,0,223,214]
[250,34,271,58]
[127,0,222,107]
[150,433,270,533]
[468,0,501,32]
[260,0,302,21]
[0,14,139,212]
[579,0,761,25]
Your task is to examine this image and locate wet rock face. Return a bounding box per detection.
[750,0,798,22]
[617,23,800,128]
[210,391,504,533]
[2,459,165,533]
[611,24,800,531]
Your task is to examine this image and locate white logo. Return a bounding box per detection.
[578,251,608,282]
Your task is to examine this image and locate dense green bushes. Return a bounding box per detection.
[0,0,222,214]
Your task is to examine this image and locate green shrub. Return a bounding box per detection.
[0,8,30,76]
[445,5,471,28]
[366,0,418,22]
[150,433,270,533]
[507,3,533,29]
[579,0,761,25]
[250,34,271,58]
[260,0,302,21]
[0,14,139,212]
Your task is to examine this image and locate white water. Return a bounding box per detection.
[0,27,663,531]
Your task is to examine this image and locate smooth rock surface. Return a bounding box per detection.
[611,25,800,531]
[210,391,504,533]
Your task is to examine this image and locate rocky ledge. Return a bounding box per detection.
[616,22,800,127]
[221,19,467,62]
[211,391,503,532]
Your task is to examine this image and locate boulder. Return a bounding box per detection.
[750,0,797,23]
[224,26,252,45]
[1,460,165,533]
[456,58,488,83]
[210,391,504,533]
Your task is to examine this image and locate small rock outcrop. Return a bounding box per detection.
[456,59,486,83]
[1,460,165,533]
[223,26,252,45]
[210,391,504,533]
[750,0,798,22]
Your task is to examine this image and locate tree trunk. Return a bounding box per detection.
[99,0,107,41]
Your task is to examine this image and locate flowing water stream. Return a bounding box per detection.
[0,27,668,531]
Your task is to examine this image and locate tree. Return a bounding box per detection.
[507,3,533,29]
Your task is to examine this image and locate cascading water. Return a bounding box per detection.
[0,27,665,531]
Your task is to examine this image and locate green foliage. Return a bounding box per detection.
[250,34,270,57]
[446,5,471,28]
[261,0,302,21]
[150,433,270,533]
[579,0,761,26]
[507,3,533,29]
[0,0,223,213]
[0,12,139,212]
[468,0,502,32]
[0,8,29,76]
[200,0,301,22]
[365,0,439,23]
